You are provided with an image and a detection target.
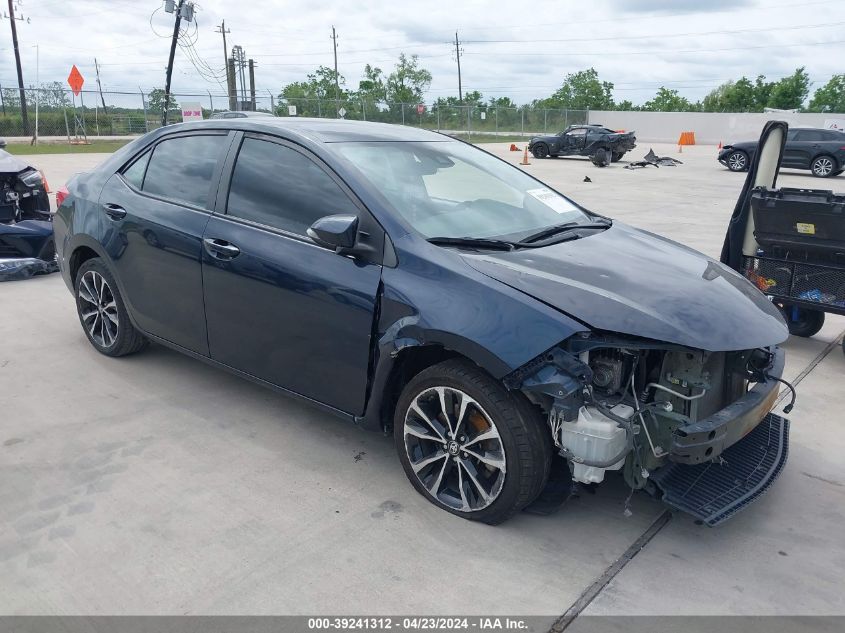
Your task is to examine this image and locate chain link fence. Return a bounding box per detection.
[0,87,588,140]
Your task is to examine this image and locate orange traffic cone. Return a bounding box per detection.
[718,140,723,149]
[520,146,531,165]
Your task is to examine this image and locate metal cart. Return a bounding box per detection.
[741,186,845,353]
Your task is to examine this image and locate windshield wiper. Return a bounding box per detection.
[427,236,517,251]
[519,219,611,245]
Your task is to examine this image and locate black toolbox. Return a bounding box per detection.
[751,187,845,261]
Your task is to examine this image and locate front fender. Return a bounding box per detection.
[356,237,587,430]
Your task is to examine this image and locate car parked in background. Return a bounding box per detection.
[0,148,56,281]
[210,111,275,119]
[719,127,845,177]
[54,118,788,526]
[528,124,637,162]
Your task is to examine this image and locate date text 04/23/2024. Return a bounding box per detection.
[307,617,529,630]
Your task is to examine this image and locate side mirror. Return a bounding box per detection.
[307,214,359,251]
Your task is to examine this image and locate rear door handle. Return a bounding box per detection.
[203,238,240,260]
[102,203,127,220]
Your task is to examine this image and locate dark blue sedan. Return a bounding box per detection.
[54,119,790,525]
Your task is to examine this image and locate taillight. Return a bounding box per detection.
[56,186,69,208]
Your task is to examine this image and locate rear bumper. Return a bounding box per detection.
[669,347,785,465]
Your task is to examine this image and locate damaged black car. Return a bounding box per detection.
[529,124,636,162]
[55,119,789,526]
[0,145,56,281]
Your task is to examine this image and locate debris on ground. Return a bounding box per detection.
[624,148,685,169]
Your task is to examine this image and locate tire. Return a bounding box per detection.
[611,152,624,163]
[777,303,825,338]
[726,150,748,172]
[394,359,552,525]
[531,143,549,159]
[811,155,837,178]
[75,258,147,357]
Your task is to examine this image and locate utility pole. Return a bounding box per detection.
[215,21,232,110]
[94,57,108,113]
[162,0,195,125]
[331,26,339,117]
[162,0,184,126]
[5,0,29,135]
[227,57,237,110]
[454,31,463,103]
[248,59,256,111]
[232,45,247,108]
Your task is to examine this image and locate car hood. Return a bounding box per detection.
[0,149,35,174]
[462,222,788,351]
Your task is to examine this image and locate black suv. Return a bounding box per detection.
[719,127,845,177]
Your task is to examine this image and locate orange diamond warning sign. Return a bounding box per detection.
[67,65,84,96]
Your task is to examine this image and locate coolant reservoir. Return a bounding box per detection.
[560,404,634,484]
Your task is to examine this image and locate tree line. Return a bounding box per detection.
[278,59,845,114]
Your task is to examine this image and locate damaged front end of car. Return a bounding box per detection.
[506,332,790,526]
[0,150,57,281]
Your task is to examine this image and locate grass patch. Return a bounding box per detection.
[3,140,130,155]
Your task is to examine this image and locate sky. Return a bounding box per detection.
[2,0,845,109]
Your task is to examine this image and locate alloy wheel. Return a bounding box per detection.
[813,157,834,177]
[78,270,119,348]
[728,152,747,171]
[403,386,506,513]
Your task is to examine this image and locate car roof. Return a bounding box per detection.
[791,127,845,133]
[160,117,450,143]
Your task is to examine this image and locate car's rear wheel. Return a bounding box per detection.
[75,258,147,357]
[394,359,551,525]
[811,155,836,177]
[726,150,748,171]
[531,143,549,159]
[777,303,825,338]
[611,152,624,163]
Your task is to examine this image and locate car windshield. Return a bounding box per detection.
[335,141,590,240]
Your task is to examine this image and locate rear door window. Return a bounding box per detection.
[142,134,228,208]
[794,130,824,142]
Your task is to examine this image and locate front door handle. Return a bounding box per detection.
[102,203,127,220]
[203,238,240,260]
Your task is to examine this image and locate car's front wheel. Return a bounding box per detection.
[811,155,836,178]
[394,359,551,524]
[726,150,748,171]
[531,143,549,159]
[75,258,147,357]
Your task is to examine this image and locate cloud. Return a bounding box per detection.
[606,0,753,13]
